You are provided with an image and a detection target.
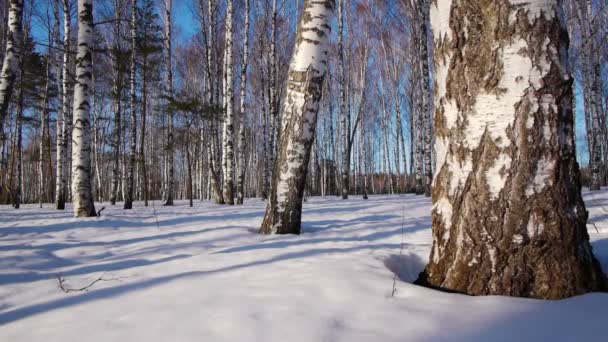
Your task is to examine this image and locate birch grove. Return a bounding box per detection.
[3,0,606,300]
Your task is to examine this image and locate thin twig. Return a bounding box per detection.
[57,274,128,293]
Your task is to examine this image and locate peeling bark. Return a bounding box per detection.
[260,0,335,235]
[0,0,23,134]
[417,0,606,299]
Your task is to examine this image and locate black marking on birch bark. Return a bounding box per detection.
[419,0,606,299]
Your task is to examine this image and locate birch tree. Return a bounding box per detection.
[222,0,235,205]
[417,0,605,299]
[338,0,350,199]
[71,0,96,217]
[0,0,23,134]
[162,0,174,206]
[260,0,335,235]
[124,0,137,210]
[236,0,250,205]
[110,0,124,205]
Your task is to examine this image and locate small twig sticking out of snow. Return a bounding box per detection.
[96,207,106,217]
[590,222,600,234]
[391,205,406,297]
[57,274,127,293]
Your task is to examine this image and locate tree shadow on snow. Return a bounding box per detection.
[0,243,401,325]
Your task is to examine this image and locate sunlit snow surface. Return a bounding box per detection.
[1,192,607,341]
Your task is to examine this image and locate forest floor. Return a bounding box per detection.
[1,191,607,341]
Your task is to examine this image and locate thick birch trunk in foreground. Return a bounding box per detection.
[222,0,235,205]
[260,0,335,235]
[0,0,23,133]
[417,0,605,299]
[71,0,96,217]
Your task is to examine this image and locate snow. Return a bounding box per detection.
[1,192,608,341]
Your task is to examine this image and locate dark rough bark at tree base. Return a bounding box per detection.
[420,0,606,299]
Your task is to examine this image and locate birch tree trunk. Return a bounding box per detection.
[56,0,71,209]
[418,0,433,197]
[222,0,235,204]
[163,0,174,206]
[236,0,249,205]
[360,104,368,200]
[54,0,66,209]
[338,0,350,200]
[124,0,137,210]
[14,51,23,209]
[417,0,605,299]
[260,0,335,235]
[268,0,278,172]
[40,48,52,207]
[110,0,122,205]
[0,0,23,134]
[71,0,96,217]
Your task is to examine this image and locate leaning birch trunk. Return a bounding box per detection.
[0,0,23,134]
[236,0,250,205]
[417,0,605,299]
[71,0,96,217]
[124,0,137,210]
[163,0,175,206]
[221,0,235,205]
[259,0,335,235]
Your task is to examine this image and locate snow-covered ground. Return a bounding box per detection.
[1,191,607,341]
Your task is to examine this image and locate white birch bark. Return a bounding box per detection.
[338,0,350,199]
[0,0,23,132]
[71,0,96,217]
[163,0,175,205]
[260,0,335,235]
[110,0,122,205]
[124,0,137,210]
[54,0,66,209]
[236,0,250,205]
[419,0,605,298]
[221,0,235,204]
